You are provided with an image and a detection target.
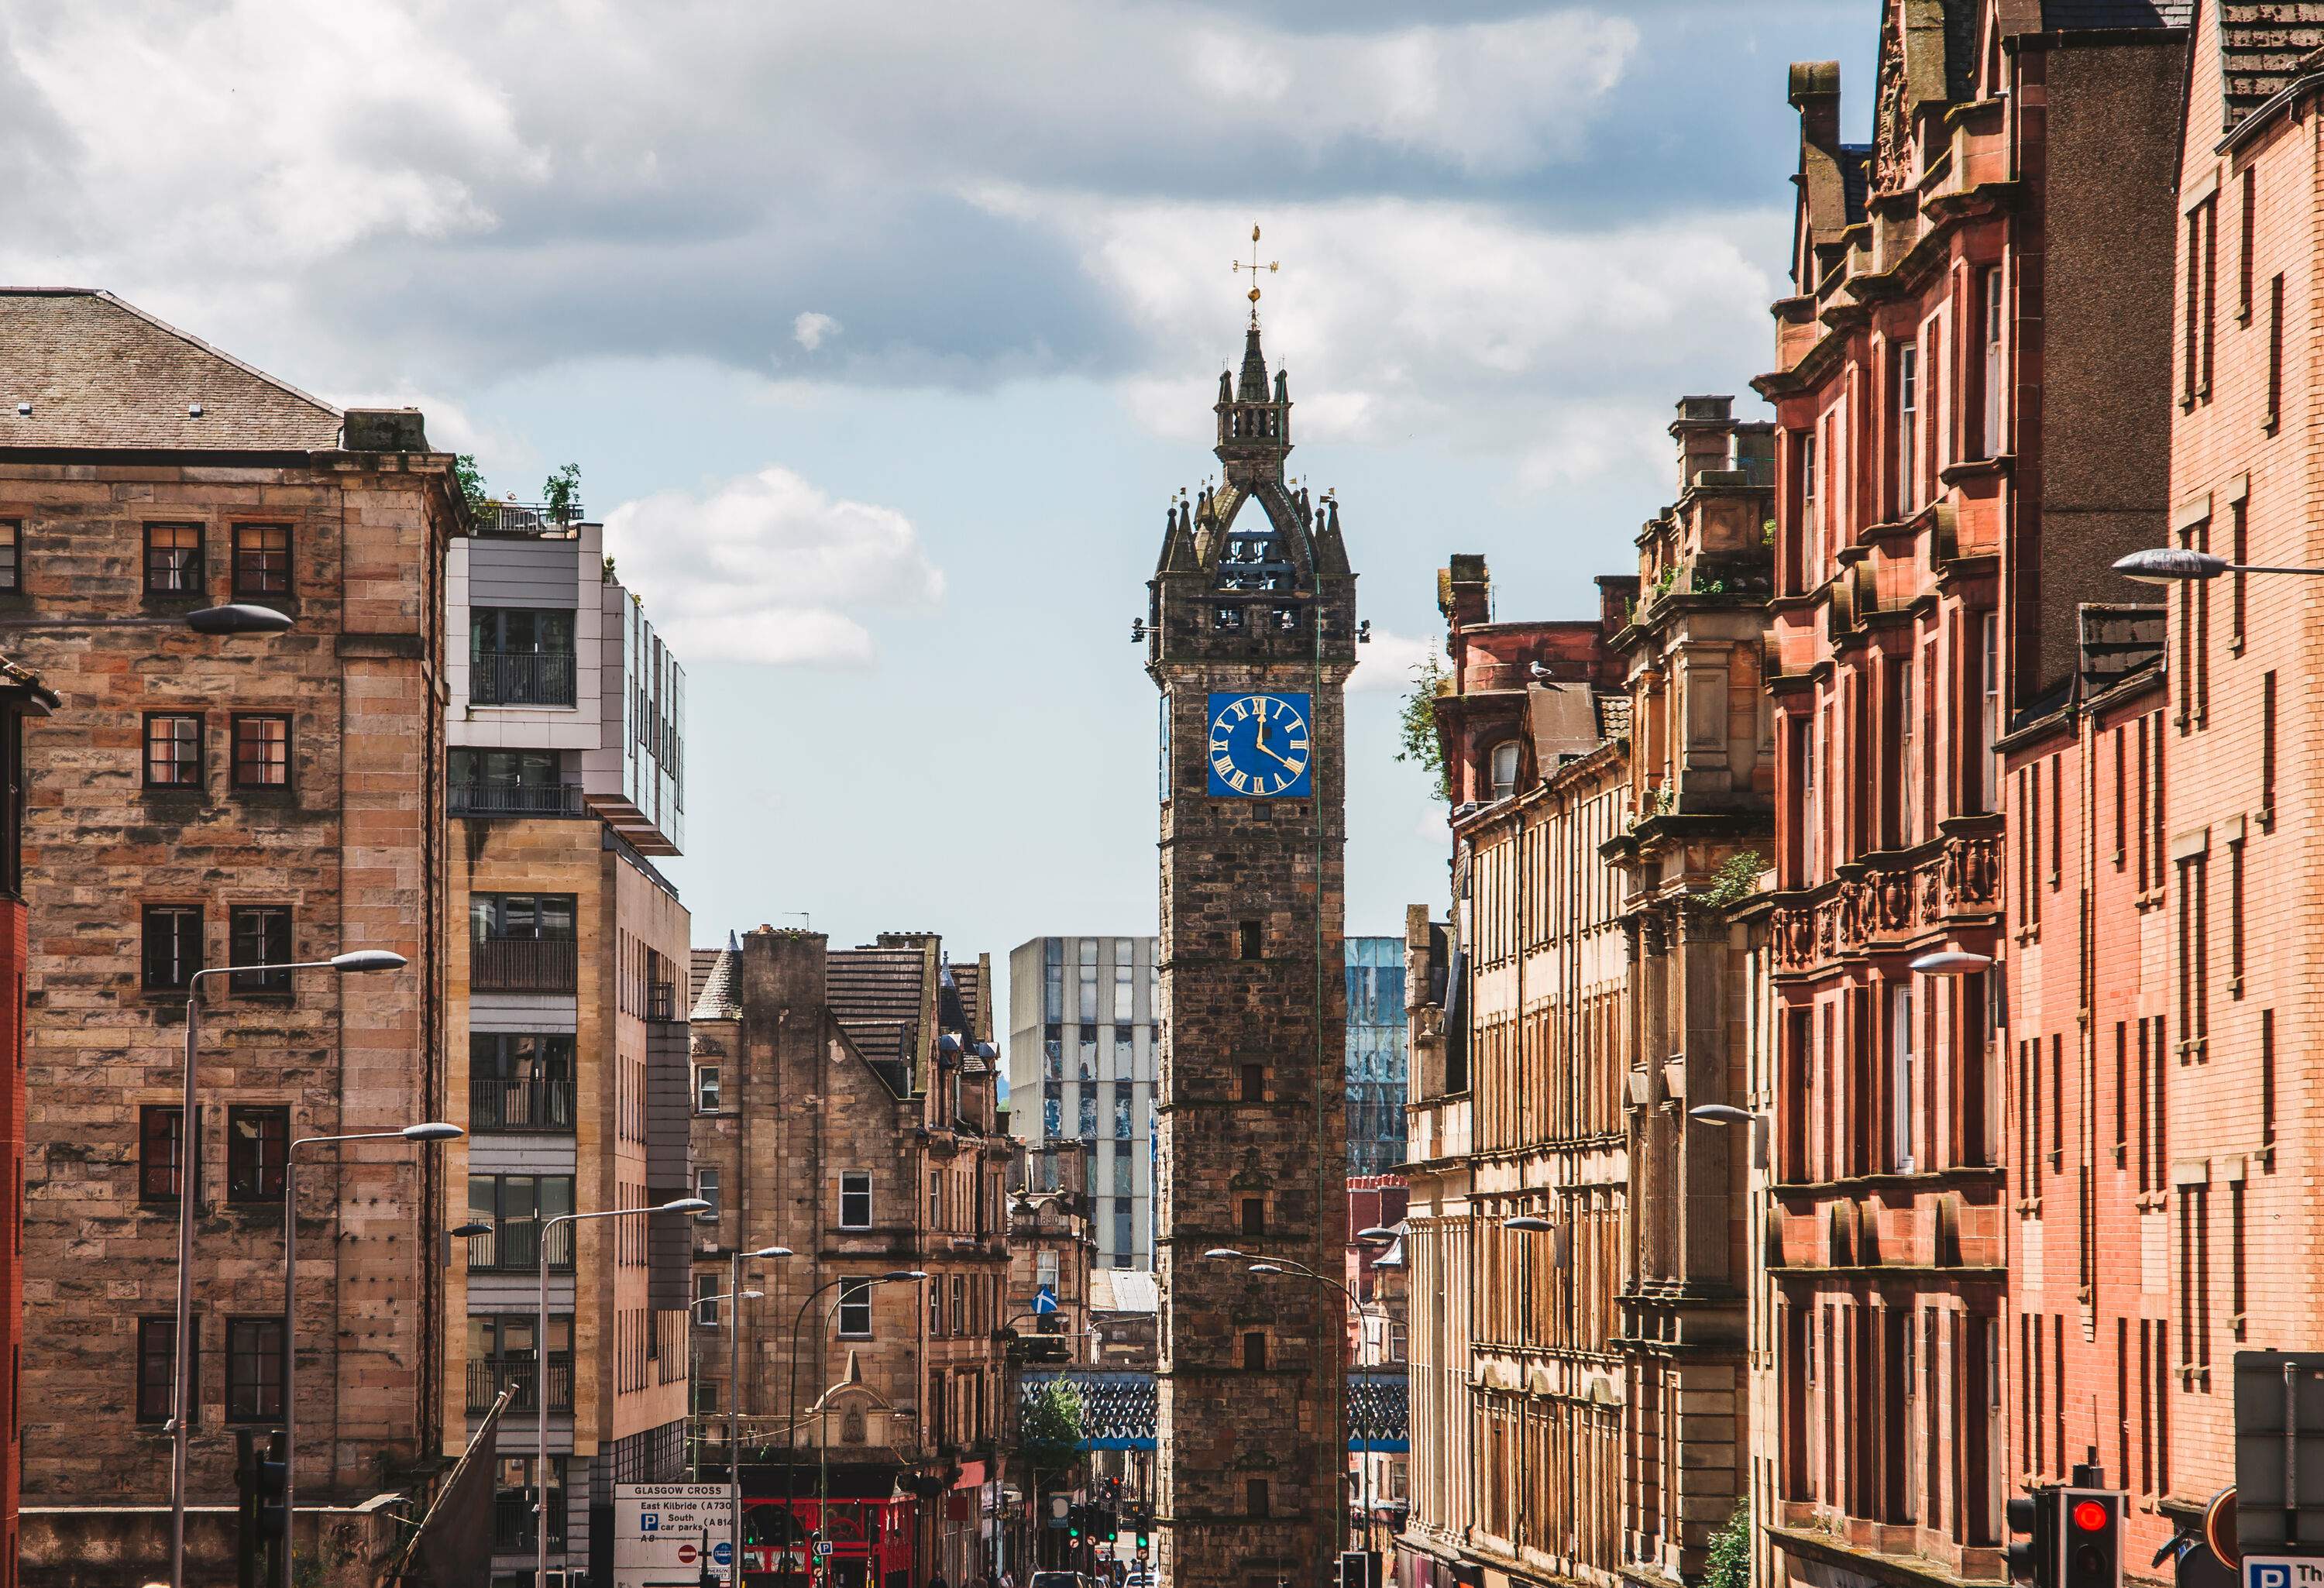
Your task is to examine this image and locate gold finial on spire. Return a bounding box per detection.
[1232,224,1278,325]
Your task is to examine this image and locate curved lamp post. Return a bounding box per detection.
[169,947,407,1588]
[783,1271,927,1587]
[536,1197,710,1588]
[280,1119,461,1588]
[722,1246,793,1584]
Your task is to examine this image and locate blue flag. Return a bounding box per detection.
[1033,1286,1058,1315]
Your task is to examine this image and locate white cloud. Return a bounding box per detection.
[603,467,944,668]
[1349,627,1442,695]
[792,311,842,352]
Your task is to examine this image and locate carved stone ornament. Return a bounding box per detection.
[1228,1146,1275,1191]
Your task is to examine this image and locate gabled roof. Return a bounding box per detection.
[827,944,930,1070]
[0,288,342,451]
[2217,1,2324,134]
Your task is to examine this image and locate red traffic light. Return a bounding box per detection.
[2072,1500,2110,1532]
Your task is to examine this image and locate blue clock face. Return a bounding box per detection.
[1206,692,1313,797]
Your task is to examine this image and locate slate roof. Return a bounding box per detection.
[1838,144,1873,227]
[2040,0,2192,26]
[689,947,722,1009]
[690,947,742,1022]
[2219,2,2324,133]
[0,287,342,451]
[827,945,930,1068]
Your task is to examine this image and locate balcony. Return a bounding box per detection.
[493,1492,565,1553]
[468,1221,575,1275]
[468,1356,573,1415]
[648,980,677,1022]
[449,782,586,819]
[476,500,586,537]
[469,1076,575,1133]
[472,650,576,708]
[472,937,578,995]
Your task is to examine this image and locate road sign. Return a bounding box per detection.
[614,1486,735,1587]
[714,1542,734,1566]
[815,1539,835,1558]
[679,1545,700,1566]
[2244,1558,2324,1588]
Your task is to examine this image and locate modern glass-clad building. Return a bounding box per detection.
[1006,935,1160,1269]
[1346,937,1408,1174]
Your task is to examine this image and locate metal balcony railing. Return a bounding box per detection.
[469,1076,576,1133]
[472,937,578,995]
[471,650,577,708]
[476,500,586,536]
[647,981,677,1022]
[449,782,586,819]
[492,1491,564,1552]
[468,1356,574,1414]
[468,1220,575,1274]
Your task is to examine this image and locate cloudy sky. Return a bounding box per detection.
[1,0,1872,995]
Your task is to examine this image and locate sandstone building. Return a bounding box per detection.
[1752,5,2185,1582]
[1146,314,1354,1588]
[0,288,456,1576]
[688,928,1010,1588]
[2150,0,2324,1544]
[1401,553,1634,1588]
[442,507,696,1576]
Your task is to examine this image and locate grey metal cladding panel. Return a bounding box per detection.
[645,1021,692,1190]
[648,1215,691,1312]
[468,538,581,610]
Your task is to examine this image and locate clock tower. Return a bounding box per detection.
[1147,277,1355,1588]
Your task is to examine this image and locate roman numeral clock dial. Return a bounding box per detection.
[1205,691,1312,797]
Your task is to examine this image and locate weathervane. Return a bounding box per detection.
[1232,224,1278,325]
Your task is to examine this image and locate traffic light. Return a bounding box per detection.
[2008,1490,2056,1587]
[234,1429,288,1588]
[2059,1488,2123,1588]
[1106,1507,1121,1543]
[1340,1552,1382,1588]
[1067,1505,1084,1542]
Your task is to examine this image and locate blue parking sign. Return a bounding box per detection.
[642,1512,661,1534]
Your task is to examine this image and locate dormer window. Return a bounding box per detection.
[1490,741,1521,801]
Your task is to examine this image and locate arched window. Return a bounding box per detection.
[1490,741,1521,801]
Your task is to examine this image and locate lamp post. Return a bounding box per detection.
[2111,548,2324,584]
[280,1119,462,1588]
[168,947,407,1588]
[783,1271,927,1588]
[724,1246,793,1586]
[536,1197,710,1588]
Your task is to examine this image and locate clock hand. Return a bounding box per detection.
[1252,736,1301,771]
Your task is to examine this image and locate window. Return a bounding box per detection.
[1078,938,1098,1023]
[1890,985,1916,1172]
[840,1171,872,1230]
[469,608,577,706]
[1980,266,2005,457]
[1246,1478,1270,1519]
[2240,166,2257,320]
[1238,920,1260,961]
[1490,741,1519,801]
[143,905,202,992]
[136,1317,190,1425]
[140,1105,187,1201]
[226,1106,287,1202]
[696,1066,721,1113]
[930,1279,944,1336]
[225,1318,283,1423]
[231,524,290,600]
[1796,430,1818,592]
[466,1174,576,1272]
[1896,342,1920,516]
[1112,1084,1132,1139]
[2261,672,2278,822]
[1037,1249,1059,1294]
[471,893,576,941]
[694,1167,720,1219]
[1078,1091,1097,1139]
[1043,938,1063,1022]
[0,519,18,591]
[696,1273,721,1328]
[230,715,290,789]
[951,1274,964,1335]
[2178,855,2209,1061]
[144,523,204,595]
[2265,273,2284,430]
[1240,1198,1264,1237]
[837,1278,873,1339]
[1240,1063,1264,1103]
[229,906,292,994]
[2231,498,2248,650]
[144,713,202,790]
[1978,612,2001,815]
[1243,1331,1267,1371]
[1113,942,1135,1021]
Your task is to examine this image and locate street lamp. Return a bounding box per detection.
[168,947,407,1588]
[184,603,294,636]
[537,1197,710,1588]
[1354,1226,1399,1245]
[723,1246,794,1584]
[280,1120,461,1588]
[1909,950,1994,977]
[783,1271,928,1588]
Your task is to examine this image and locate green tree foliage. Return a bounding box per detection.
[542,462,583,523]
[1017,1377,1085,1479]
[1703,851,1765,909]
[452,454,493,518]
[1396,650,1451,802]
[1705,1500,1751,1588]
